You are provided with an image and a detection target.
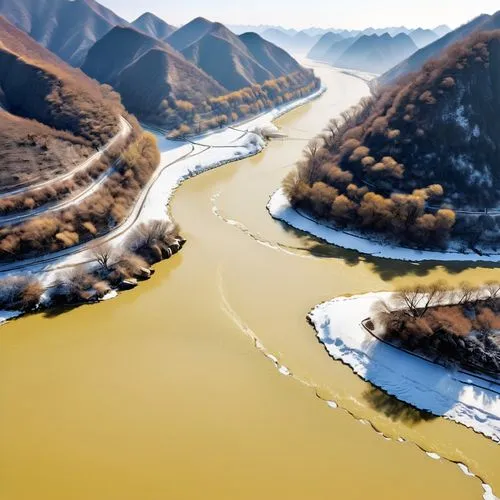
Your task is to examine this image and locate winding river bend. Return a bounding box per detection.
[1,62,499,500]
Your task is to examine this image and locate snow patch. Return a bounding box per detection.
[268,188,500,262]
[308,292,500,442]
[0,310,22,324]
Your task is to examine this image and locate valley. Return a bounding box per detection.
[1,61,498,500]
[0,1,499,499]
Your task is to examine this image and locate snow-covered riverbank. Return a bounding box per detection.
[309,291,500,442]
[268,188,500,263]
[0,87,325,324]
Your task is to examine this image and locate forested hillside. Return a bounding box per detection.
[284,31,500,250]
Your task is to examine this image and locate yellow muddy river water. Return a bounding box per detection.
[0,62,499,500]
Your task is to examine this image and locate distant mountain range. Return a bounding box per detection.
[229,24,450,55]
[379,10,500,85]
[307,31,421,73]
[335,33,418,74]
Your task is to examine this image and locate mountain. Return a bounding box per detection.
[165,18,308,92]
[0,16,124,190]
[260,28,320,54]
[380,11,500,85]
[132,12,176,40]
[82,26,226,114]
[321,36,358,64]
[228,24,298,36]
[335,33,418,74]
[434,25,452,37]
[285,30,500,249]
[409,28,439,48]
[307,32,348,60]
[180,22,273,90]
[166,16,215,51]
[239,32,304,77]
[0,0,128,66]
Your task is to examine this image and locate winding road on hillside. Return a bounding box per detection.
[0,116,132,200]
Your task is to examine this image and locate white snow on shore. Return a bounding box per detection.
[309,292,500,442]
[0,310,22,324]
[0,88,325,321]
[268,188,500,262]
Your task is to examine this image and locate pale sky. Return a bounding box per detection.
[98,0,499,30]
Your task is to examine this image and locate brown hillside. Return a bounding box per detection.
[0,16,125,190]
[285,30,500,250]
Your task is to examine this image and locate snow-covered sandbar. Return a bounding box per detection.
[268,188,500,263]
[309,292,500,442]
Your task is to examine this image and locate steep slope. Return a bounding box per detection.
[285,30,500,249]
[165,17,214,51]
[0,16,121,144]
[307,32,344,60]
[409,28,439,48]
[380,11,500,85]
[176,20,310,92]
[82,26,226,114]
[239,32,304,76]
[132,12,176,40]
[0,0,128,66]
[0,16,124,190]
[335,33,418,73]
[181,23,273,91]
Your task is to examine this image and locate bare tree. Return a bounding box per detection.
[93,243,114,271]
[303,139,323,185]
[393,280,448,318]
[485,281,500,301]
[457,281,480,305]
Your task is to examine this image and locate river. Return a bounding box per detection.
[0,62,498,500]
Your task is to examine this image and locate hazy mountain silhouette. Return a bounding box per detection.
[434,25,452,37]
[132,12,176,40]
[321,36,359,64]
[380,11,500,84]
[0,0,128,66]
[307,32,344,59]
[260,27,320,53]
[409,28,439,48]
[335,33,418,73]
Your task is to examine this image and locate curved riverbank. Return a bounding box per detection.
[307,292,500,442]
[268,188,500,263]
[0,87,325,323]
[1,63,498,500]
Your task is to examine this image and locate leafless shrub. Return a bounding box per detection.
[0,275,44,311]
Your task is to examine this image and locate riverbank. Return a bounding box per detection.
[268,188,500,263]
[0,86,326,325]
[308,291,500,442]
[2,62,496,500]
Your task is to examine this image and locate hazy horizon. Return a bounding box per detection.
[97,0,498,31]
